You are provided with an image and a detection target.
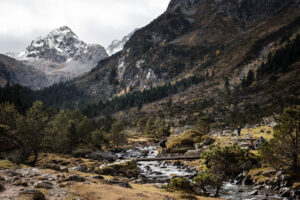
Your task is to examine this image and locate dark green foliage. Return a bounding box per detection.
[196,117,211,135]
[257,34,300,77]
[0,102,20,129]
[110,120,126,147]
[0,84,35,114]
[203,145,248,179]
[260,107,300,171]
[168,177,192,191]
[193,171,222,196]
[82,74,205,117]
[17,101,48,165]
[0,82,90,113]
[108,68,118,85]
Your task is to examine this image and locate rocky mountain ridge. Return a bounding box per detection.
[106,29,137,56]
[69,0,300,100]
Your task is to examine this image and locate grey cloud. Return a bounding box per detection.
[0,0,170,52]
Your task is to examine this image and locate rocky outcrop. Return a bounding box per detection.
[235,169,300,199]
[98,160,139,178]
[0,125,25,164]
[70,0,299,104]
[16,189,45,200]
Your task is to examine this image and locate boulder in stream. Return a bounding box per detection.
[98,160,139,178]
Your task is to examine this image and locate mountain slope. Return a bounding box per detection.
[5,0,299,126]
[0,54,51,90]
[69,0,299,99]
[16,26,108,83]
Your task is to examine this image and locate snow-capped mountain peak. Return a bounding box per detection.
[18,26,88,62]
[106,28,138,56]
[14,26,108,84]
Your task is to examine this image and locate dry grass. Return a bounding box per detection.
[213,125,274,148]
[70,181,223,200]
[247,167,275,184]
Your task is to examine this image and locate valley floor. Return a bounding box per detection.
[0,159,221,200]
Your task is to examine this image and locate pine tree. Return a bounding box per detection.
[260,107,300,171]
[17,101,48,165]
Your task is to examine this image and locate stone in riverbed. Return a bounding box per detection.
[92,175,104,180]
[0,176,5,182]
[261,169,276,176]
[35,181,53,189]
[98,160,139,178]
[16,189,45,200]
[105,178,132,188]
[241,160,252,170]
[0,182,5,192]
[249,190,258,195]
[184,149,202,157]
[66,175,85,182]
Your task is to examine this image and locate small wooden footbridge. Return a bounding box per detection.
[134,156,201,162]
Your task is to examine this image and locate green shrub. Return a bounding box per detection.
[193,171,222,196]
[167,130,203,149]
[168,177,192,191]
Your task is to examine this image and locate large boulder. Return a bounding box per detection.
[98,160,139,178]
[16,189,45,200]
[88,150,117,162]
[184,149,202,157]
[0,125,25,164]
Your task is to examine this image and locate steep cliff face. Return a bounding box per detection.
[71,0,299,101]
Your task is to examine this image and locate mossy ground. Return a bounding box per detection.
[0,160,19,169]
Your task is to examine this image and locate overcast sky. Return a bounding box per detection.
[0,0,170,53]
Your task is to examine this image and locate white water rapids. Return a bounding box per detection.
[114,146,281,200]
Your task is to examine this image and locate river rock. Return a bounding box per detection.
[88,151,117,162]
[280,187,291,197]
[281,174,292,181]
[35,181,53,189]
[242,176,254,185]
[66,175,85,182]
[42,163,68,172]
[106,178,132,188]
[241,161,252,170]
[0,182,4,191]
[92,175,104,180]
[253,185,263,190]
[12,179,28,187]
[16,189,45,200]
[262,169,276,176]
[184,149,201,157]
[71,165,88,173]
[275,170,283,177]
[141,150,149,157]
[4,170,21,177]
[98,160,139,178]
[249,190,258,195]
